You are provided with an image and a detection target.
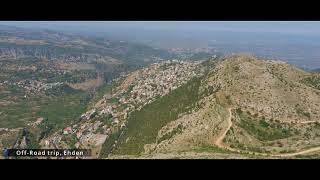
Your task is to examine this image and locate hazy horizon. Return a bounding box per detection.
[1,21,320,35]
[0,21,320,69]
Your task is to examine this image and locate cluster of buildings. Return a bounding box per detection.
[0,80,7,86]
[76,60,202,145]
[1,79,63,94]
[44,117,111,150]
[42,134,62,149]
[0,127,22,132]
[27,117,44,127]
[41,60,204,154]
[169,48,217,60]
[86,60,201,126]
[0,128,9,132]
[15,80,63,93]
[86,60,203,130]
[125,60,201,107]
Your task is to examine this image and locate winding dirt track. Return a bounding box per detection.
[214,108,320,158]
[215,108,233,149]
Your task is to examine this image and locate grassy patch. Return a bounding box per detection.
[36,92,91,131]
[236,109,292,141]
[26,132,40,149]
[99,128,121,158]
[0,90,90,132]
[192,144,230,154]
[61,134,78,148]
[301,76,320,90]
[110,97,119,104]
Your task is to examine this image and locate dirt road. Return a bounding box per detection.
[214,108,320,158]
[215,108,233,149]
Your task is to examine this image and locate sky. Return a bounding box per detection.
[1,21,320,35]
[0,21,319,69]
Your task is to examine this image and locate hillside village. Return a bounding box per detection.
[39,59,206,157]
[16,80,64,93]
[0,79,61,89]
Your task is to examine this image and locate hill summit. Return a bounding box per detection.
[110,55,320,158]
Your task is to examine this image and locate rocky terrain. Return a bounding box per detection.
[108,55,320,159]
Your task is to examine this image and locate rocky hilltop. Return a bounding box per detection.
[110,55,320,158]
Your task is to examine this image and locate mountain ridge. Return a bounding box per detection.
[107,55,320,158]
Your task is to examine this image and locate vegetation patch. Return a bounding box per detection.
[295,105,311,118]
[36,92,91,131]
[295,154,320,159]
[235,109,293,141]
[301,76,320,90]
[99,128,121,158]
[192,144,230,154]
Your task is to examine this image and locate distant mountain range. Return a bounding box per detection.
[0,25,221,83]
[0,24,177,65]
[0,25,182,88]
[312,68,320,72]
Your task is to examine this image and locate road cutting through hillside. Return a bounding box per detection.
[214,108,320,158]
[214,108,234,149]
